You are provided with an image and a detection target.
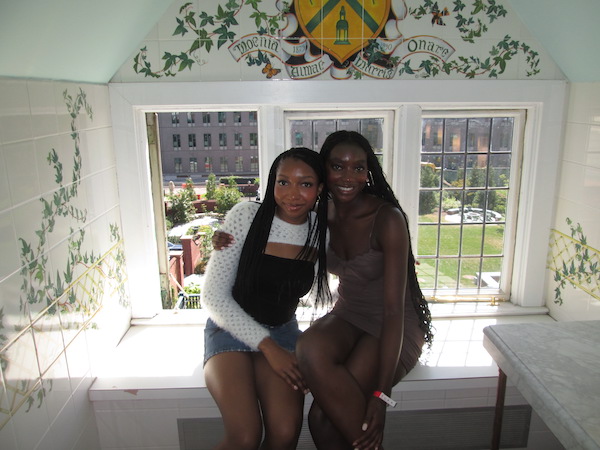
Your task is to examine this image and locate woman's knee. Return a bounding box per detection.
[264,418,302,450]
[222,427,262,450]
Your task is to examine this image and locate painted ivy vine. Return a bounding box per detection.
[552,218,600,305]
[402,0,540,78]
[133,0,287,78]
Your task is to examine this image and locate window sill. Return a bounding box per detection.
[130,301,550,327]
[93,308,555,404]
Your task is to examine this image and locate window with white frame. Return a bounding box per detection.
[417,111,524,301]
[204,133,211,148]
[115,82,564,317]
[172,134,181,150]
[188,133,196,149]
[220,156,228,172]
[285,109,523,302]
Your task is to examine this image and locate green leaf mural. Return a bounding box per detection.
[132,0,541,80]
[0,88,129,426]
[548,218,600,305]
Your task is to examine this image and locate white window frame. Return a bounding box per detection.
[418,109,526,300]
[283,110,395,179]
[109,80,567,318]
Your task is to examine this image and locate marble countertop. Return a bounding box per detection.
[483,320,600,450]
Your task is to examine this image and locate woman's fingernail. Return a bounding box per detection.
[362,423,368,431]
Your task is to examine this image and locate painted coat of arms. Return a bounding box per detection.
[133,0,540,81]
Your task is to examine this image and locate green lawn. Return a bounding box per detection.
[416,216,505,289]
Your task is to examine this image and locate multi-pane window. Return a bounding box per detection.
[288,117,385,164]
[250,132,258,147]
[417,114,520,299]
[219,133,227,147]
[174,157,182,173]
[235,156,243,172]
[218,112,226,125]
[250,156,259,171]
[203,133,211,148]
[187,112,195,126]
[249,111,257,124]
[190,157,198,172]
[202,112,211,125]
[171,113,180,126]
[234,112,242,125]
[204,156,213,172]
[173,134,181,150]
[234,133,242,147]
[188,133,196,149]
[220,156,228,172]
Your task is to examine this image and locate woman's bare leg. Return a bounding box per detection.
[297,315,380,447]
[205,352,262,450]
[252,352,305,450]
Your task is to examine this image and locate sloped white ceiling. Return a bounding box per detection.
[508,0,600,82]
[0,0,597,83]
[0,0,173,83]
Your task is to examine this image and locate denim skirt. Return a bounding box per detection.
[203,317,302,366]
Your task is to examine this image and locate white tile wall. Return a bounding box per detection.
[547,82,600,322]
[0,78,130,450]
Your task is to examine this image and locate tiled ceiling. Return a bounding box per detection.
[0,0,597,83]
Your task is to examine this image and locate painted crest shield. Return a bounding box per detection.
[295,0,391,64]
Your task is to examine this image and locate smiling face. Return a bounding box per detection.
[326,143,369,203]
[274,157,323,224]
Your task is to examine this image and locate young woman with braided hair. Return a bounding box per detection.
[295,130,433,450]
[201,147,330,450]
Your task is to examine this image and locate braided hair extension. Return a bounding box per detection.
[320,131,433,345]
[232,148,331,311]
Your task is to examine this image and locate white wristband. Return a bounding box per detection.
[373,391,397,408]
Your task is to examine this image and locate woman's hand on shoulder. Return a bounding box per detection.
[212,230,235,250]
[258,337,308,394]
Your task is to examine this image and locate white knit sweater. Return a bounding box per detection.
[202,201,316,350]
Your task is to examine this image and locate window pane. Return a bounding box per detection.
[417,224,438,256]
[491,117,513,152]
[437,258,459,289]
[442,154,462,186]
[483,224,504,256]
[417,113,522,300]
[489,154,511,187]
[461,224,483,255]
[417,259,436,289]
[439,225,460,256]
[467,118,491,152]
[444,118,466,153]
[418,190,439,220]
[422,118,444,153]
[288,115,389,176]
